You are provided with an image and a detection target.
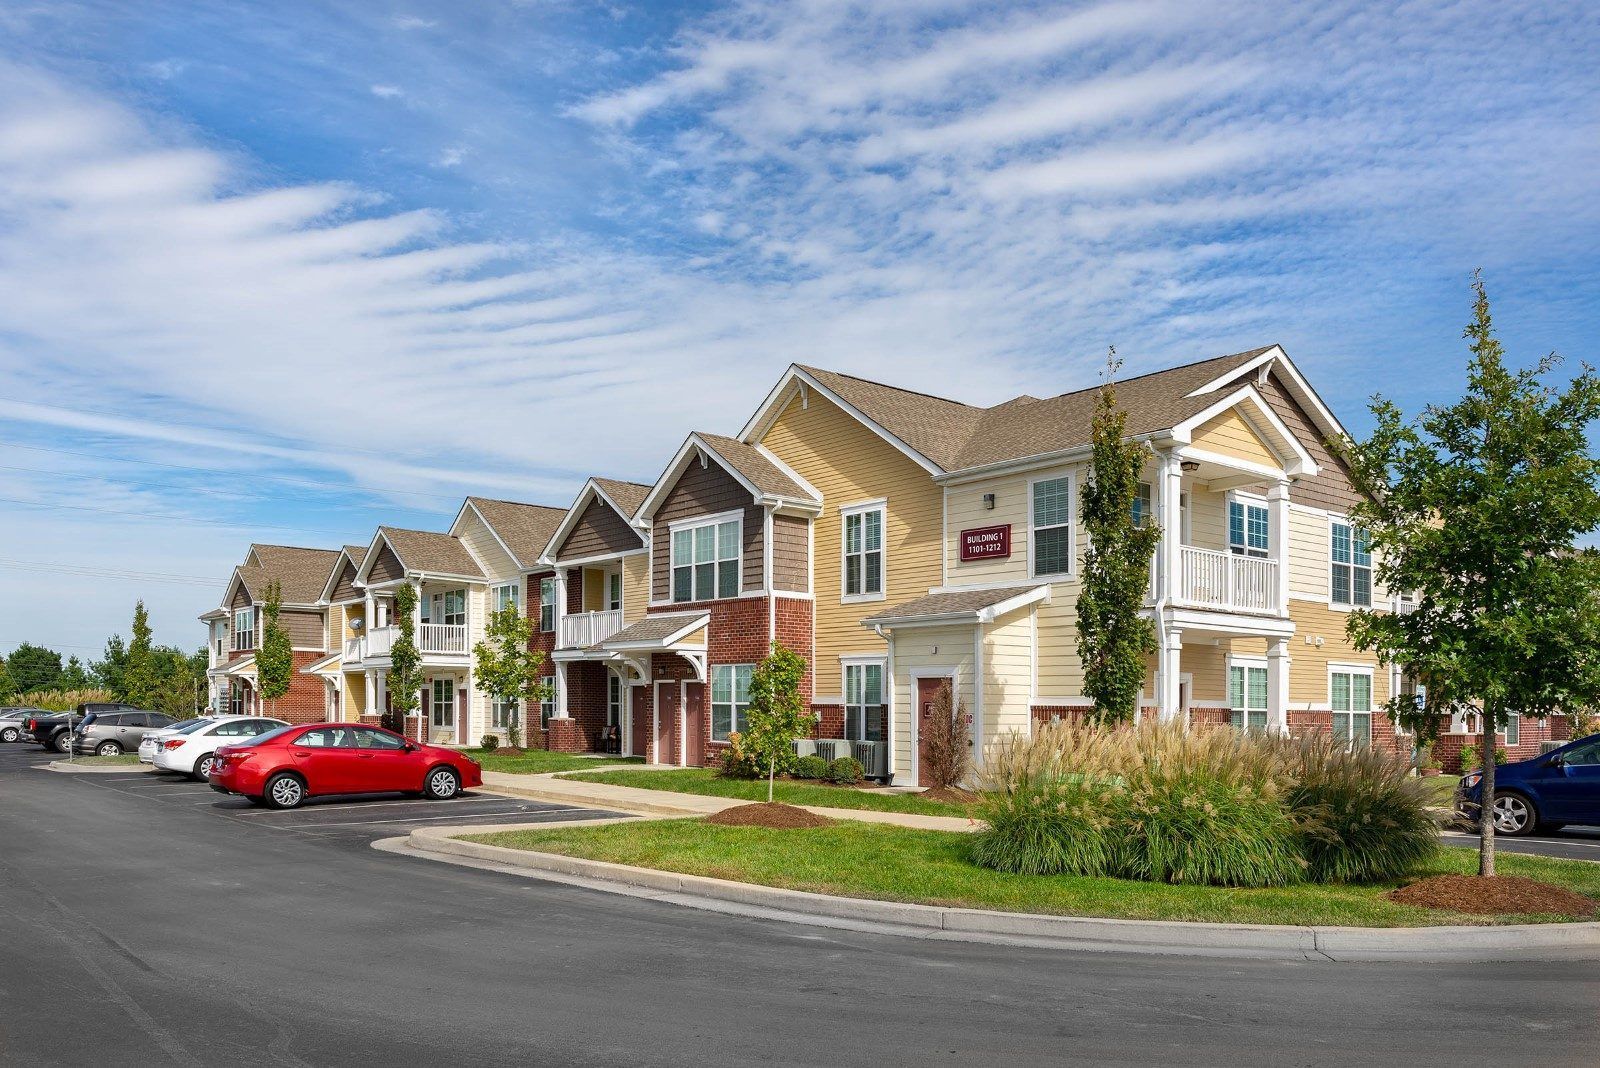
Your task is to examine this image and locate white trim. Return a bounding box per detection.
[1185,346,1351,449]
[840,498,888,604]
[665,511,744,604]
[666,507,746,532]
[548,547,648,569]
[1177,447,1287,483]
[906,666,963,787]
[637,431,821,525]
[751,442,824,504]
[603,611,711,652]
[1171,384,1317,478]
[539,479,649,568]
[1327,513,1374,611]
[738,367,945,476]
[450,499,528,571]
[1027,471,1075,581]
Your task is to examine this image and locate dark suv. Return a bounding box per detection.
[25,703,140,753]
[71,710,178,757]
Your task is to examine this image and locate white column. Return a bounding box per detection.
[1268,479,1291,616]
[364,670,376,716]
[555,661,570,719]
[553,569,568,646]
[1159,450,1184,604]
[1267,637,1291,735]
[1157,627,1184,722]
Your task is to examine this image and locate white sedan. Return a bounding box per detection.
[153,715,288,780]
[139,717,215,764]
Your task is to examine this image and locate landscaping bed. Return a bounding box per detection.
[464,820,1600,927]
[60,754,144,766]
[558,767,973,816]
[474,751,645,775]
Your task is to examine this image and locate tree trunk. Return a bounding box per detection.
[1479,706,1496,877]
[768,758,776,804]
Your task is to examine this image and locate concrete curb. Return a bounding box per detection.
[42,760,154,774]
[396,824,1600,963]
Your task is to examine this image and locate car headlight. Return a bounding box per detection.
[1461,771,1482,790]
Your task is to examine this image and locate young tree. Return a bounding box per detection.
[386,584,424,736]
[742,642,814,802]
[0,656,15,702]
[4,643,62,693]
[122,602,158,709]
[921,681,972,791]
[59,655,90,690]
[472,604,550,750]
[1341,273,1600,876]
[93,635,128,698]
[256,581,293,716]
[1077,350,1162,724]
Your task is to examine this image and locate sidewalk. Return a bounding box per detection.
[480,768,980,832]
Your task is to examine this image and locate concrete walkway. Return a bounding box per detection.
[480,768,980,832]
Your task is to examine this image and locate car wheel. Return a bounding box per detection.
[191,754,217,781]
[53,733,71,754]
[1490,791,1539,837]
[0,726,17,743]
[264,773,306,810]
[423,766,461,800]
[96,741,122,757]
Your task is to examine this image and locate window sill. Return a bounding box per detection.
[841,592,887,605]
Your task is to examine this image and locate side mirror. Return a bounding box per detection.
[402,742,417,753]
[1545,754,1565,769]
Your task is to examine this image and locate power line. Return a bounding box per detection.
[0,495,356,537]
[0,558,219,587]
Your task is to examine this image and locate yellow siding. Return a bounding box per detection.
[1283,600,1389,708]
[1186,486,1229,552]
[982,608,1033,751]
[622,552,649,625]
[1288,506,1328,599]
[943,474,1032,585]
[457,511,519,580]
[342,670,366,721]
[582,568,604,612]
[888,623,974,786]
[1191,408,1278,467]
[760,391,943,699]
[1034,587,1084,699]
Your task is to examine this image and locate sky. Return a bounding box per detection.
[0,0,1596,658]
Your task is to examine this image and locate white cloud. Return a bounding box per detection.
[370,83,404,99]
[393,16,437,31]
[436,145,466,167]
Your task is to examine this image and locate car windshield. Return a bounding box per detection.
[239,725,297,746]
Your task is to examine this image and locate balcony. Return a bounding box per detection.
[344,623,468,663]
[1176,545,1280,615]
[559,609,624,650]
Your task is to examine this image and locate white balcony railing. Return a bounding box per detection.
[559,608,624,649]
[1177,545,1279,614]
[418,622,468,655]
[344,636,364,662]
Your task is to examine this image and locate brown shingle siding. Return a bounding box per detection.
[367,543,405,583]
[329,560,361,603]
[282,609,325,650]
[1258,372,1363,513]
[771,513,810,592]
[556,496,644,561]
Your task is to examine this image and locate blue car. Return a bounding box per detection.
[1462,733,1600,836]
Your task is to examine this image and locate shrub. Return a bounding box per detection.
[827,756,864,785]
[1460,744,1508,770]
[793,754,829,780]
[1285,735,1440,883]
[972,729,1119,876]
[718,733,762,779]
[479,735,500,752]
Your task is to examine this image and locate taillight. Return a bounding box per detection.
[163,739,185,750]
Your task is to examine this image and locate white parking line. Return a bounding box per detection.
[220,796,529,815]
[250,807,593,830]
[1442,831,1600,853]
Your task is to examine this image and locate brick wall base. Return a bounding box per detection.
[545,718,585,753]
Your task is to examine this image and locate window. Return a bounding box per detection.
[227,684,243,716]
[1228,663,1269,731]
[842,504,885,600]
[844,662,886,742]
[353,727,406,750]
[296,727,356,748]
[1331,669,1373,747]
[492,583,519,614]
[1229,500,1270,558]
[425,589,467,626]
[607,572,622,613]
[539,578,556,633]
[1503,711,1520,747]
[1133,482,1153,528]
[233,607,254,650]
[1031,476,1072,577]
[540,675,556,727]
[431,679,455,729]
[1563,738,1600,766]
[608,673,623,728]
[1331,521,1372,607]
[671,518,740,603]
[492,697,517,730]
[711,664,754,741]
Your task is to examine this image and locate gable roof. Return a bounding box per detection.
[861,584,1050,627]
[229,545,341,606]
[743,347,1286,477]
[318,545,372,603]
[368,527,484,580]
[462,497,569,570]
[591,478,651,522]
[636,431,823,523]
[540,477,650,564]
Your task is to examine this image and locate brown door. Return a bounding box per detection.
[655,682,678,765]
[684,682,707,767]
[458,686,469,745]
[916,677,953,788]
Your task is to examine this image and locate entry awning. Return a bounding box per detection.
[861,584,1050,628]
[299,650,342,677]
[597,611,709,653]
[208,654,256,677]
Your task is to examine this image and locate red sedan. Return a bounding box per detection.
[209,723,483,809]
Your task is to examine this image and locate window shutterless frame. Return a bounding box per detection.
[539,577,556,633]
[1330,517,1373,608]
[669,511,742,603]
[843,660,887,741]
[1028,473,1073,579]
[710,663,753,741]
[840,500,886,603]
[1228,494,1270,558]
[1330,667,1374,747]
[1227,658,1269,731]
[491,583,519,613]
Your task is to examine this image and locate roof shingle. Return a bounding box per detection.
[237,545,342,604]
[861,585,1047,625]
[466,498,569,569]
[591,478,652,521]
[695,433,817,502]
[377,527,484,579]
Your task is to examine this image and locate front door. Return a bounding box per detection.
[684,682,707,767]
[655,681,678,765]
[916,677,954,788]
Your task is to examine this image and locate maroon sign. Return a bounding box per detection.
[960,524,1012,562]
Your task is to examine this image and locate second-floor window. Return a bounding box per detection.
[1229,500,1269,558]
[233,608,254,650]
[672,517,740,603]
[492,583,519,614]
[424,590,466,626]
[1031,475,1073,578]
[539,578,556,633]
[607,572,622,613]
[1331,521,1372,607]
[842,503,884,600]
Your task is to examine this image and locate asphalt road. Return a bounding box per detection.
[2,743,1597,1067]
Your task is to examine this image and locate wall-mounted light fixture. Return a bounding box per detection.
[1180,460,1200,473]
[982,493,995,510]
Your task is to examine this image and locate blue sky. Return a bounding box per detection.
[1,0,1596,657]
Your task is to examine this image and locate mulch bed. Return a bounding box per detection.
[1387,874,1598,917]
[705,803,837,829]
[920,786,982,805]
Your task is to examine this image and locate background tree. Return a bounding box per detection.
[149,647,208,717]
[92,635,128,698]
[6,643,63,693]
[921,681,972,791]
[742,642,813,802]
[122,602,158,709]
[58,655,90,691]
[385,584,424,736]
[1077,350,1162,724]
[1341,273,1600,876]
[256,581,292,716]
[472,604,549,750]
[0,656,15,702]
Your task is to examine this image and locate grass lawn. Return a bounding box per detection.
[559,767,973,817]
[467,820,1600,927]
[1423,774,1462,805]
[63,753,144,766]
[474,751,646,775]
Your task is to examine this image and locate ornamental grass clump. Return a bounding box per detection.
[1286,734,1441,883]
[971,722,1122,876]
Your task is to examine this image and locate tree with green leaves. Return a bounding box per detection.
[92,634,128,698]
[386,584,424,736]
[256,580,292,716]
[148,646,208,717]
[0,656,15,702]
[1340,272,1600,876]
[122,602,158,709]
[1077,350,1162,724]
[4,643,61,693]
[742,642,814,802]
[59,655,90,691]
[472,603,549,750]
